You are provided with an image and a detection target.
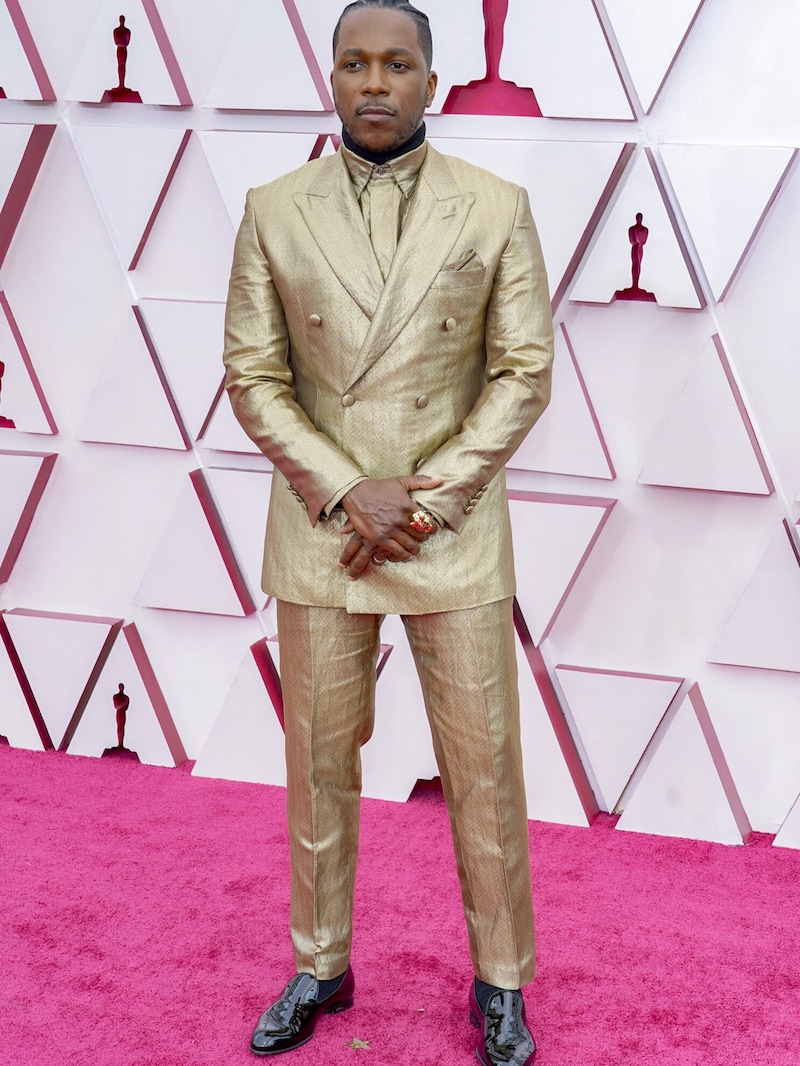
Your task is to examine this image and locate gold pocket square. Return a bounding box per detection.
[445,249,482,271]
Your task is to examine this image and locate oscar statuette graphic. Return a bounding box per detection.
[101,15,142,103]
[444,0,541,116]
[103,683,139,759]
[615,212,657,302]
[0,361,16,429]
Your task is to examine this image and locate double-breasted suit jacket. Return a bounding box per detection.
[223,144,554,615]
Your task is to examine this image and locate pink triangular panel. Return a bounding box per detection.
[617,685,749,844]
[0,0,54,100]
[204,467,272,609]
[555,665,683,810]
[66,0,189,105]
[775,792,800,850]
[198,131,321,229]
[138,299,226,440]
[0,291,57,434]
[710,522,800,675]
[569,149,703,308]
[71,125,189,269]
[502,0,633,119]
[661,144,797,300]
[638,335,773,495]
[192,638,286,785]
[603,0,707,113]
[135,470,255,617]
[200,389,264,455]
[510,324,614,480]
[0,612,49,749]
[0,450,56,583]
[0,124,55,269]
[75,307,189,450]
[206,0,326,111]
[513,608,594,826]
[0,610,122,751]
[67,623,187,766]
[509,492,615,644]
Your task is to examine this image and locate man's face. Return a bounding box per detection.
[331,7,437,155]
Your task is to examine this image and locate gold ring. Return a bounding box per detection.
[372,556,386,565]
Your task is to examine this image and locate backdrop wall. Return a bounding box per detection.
[2,0,799,847]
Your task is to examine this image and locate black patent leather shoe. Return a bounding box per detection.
[469,979,536,1065]
[250,967,354,1056]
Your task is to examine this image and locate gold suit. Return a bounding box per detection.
[224,143,554,987]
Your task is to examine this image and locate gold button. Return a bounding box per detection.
[464,505,475,514]
[445,317,457,331]
[341,393,355,407]
[481,484,489,492]
[416,395,429,409]
[309,314,322,327]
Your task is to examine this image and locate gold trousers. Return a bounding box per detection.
[277,596,536,988]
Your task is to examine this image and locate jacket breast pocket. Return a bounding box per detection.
[430,266,487,290]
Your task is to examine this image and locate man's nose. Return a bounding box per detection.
[362,62,390,94]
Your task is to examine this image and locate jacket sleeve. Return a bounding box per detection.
[411,186,554,532]
[222,188,366,526]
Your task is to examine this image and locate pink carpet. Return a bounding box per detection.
[2,743,800,1066]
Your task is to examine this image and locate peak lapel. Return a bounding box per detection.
[293,153,383,322]
[345,148,474,390]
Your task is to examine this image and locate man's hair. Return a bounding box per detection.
[333,0,433,71]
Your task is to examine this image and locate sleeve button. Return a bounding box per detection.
[416,395,429,409]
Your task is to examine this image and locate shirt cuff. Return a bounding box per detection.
[321,475,369,519]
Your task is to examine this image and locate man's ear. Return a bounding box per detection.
[426,69,438,108]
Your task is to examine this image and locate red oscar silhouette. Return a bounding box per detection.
[0,360,16,429]
[444,0,541,116]
[101,16,142,103]
[103,683,139,758]
[615,212,657,302]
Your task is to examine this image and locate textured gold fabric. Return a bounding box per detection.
[223,145,554,615]
[279,598,535,988]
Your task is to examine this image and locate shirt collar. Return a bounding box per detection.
[341,140,428,200]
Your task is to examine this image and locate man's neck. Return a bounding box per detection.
[341,122,426,166]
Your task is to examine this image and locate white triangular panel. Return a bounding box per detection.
[66,0,181,105]
[502,0,632,119]
[205,467,272,606]
[198,131,320,229]
[206,0,323,111]
[75,308,187,450]
[570,150,702,308]
[192,642,286,785]
[661,144,796,300]
[430,137,627,300]
[0,633,45,749]
[138,299,225,440]
[710,524,800,675]
[0,293,55,434]
[638,336,772,495]
[775,792,800,850]
[0,451,55,581]
[556,666,682,810]
[135,476,249,616]
[200,390,263,455]
[67,634,177,766]
[510,495,614,644]
[0,6,42,99]
[361,614,438,802]
[617,692,745,844]
[0,125,34,208]
[517,636,588,826]
[603,0,706,113]
[510,325,613,480]
[1,612,118,750]
[71,125,187,267]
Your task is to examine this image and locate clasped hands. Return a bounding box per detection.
[338,474,442,580]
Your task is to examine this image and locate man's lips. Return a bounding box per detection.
[357,106,396,117]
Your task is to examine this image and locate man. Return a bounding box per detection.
[223,2,553,1062]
